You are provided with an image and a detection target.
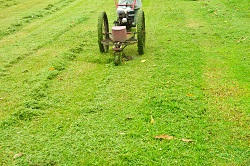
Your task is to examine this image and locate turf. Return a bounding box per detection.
[0,0,249,165]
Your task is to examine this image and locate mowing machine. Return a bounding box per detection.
[98,0,145,65]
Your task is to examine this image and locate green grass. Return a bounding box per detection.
[0,0,249,165]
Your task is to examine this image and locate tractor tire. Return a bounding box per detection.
[137,10,145,55]
[98,12,109,53]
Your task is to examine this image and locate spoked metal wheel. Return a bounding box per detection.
[98,12,109,53]
[137,10,145,55]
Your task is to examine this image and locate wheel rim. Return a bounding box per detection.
[98,12,109,53]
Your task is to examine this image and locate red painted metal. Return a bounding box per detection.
[114,0,137,9]
[112,26,127,42]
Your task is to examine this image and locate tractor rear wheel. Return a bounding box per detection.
[98,12,109,53]
[137,10,145,55]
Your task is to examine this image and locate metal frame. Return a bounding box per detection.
[98,1,143,65]
[101,31,138,65]
[114,0,137,10]
[101,32,137,52]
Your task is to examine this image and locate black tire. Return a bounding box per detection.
[137,10,145,55]
[98,12,109,53]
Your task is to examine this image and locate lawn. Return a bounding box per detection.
[0,0,249,165]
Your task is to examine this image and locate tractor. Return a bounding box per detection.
[98,0,145,65]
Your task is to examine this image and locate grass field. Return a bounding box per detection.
[0,0,249,165]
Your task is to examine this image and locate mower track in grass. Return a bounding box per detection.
[0,0,78,40]
[0,15,89,76]
[0,0,22,9]
[0,0,249,165]
[0,0,108,119]
[0,0,92,73]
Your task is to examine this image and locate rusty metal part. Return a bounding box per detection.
[112,26,127,42]
[101,31,137,53]
[114,0,137,10]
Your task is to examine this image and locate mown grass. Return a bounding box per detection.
[0,0,249,165]
[0,0,78,40]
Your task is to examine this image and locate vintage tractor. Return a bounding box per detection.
[98,0,145,65]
